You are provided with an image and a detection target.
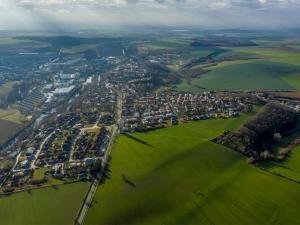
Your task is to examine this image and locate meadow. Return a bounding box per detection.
[262,146,300,183]
[0,109,26,145]
[175,39,300,92]
[0,182,90,225]
[144,38,192,50]
[0,38,43,46]
[0,81,19,100]
[177,61,299,91]
[85,113,300,225]
[0,109,25,124]
[61,44,99,54]
[0,119,24,146]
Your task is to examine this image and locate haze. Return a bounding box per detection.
[0,0,299,30]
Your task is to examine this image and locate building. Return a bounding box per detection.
[59,73,78,80]
[53,85,76,97]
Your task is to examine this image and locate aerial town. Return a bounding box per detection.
[2,0,300,224]
[0,42,258,193]
[1,43,298,193]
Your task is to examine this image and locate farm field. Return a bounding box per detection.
[177,61,300,92]
[0,109,25,124]
[175,43,300,92]
[61,44,99,54]
[144,39,191,50]
[0,38,44,46]
[0,119,24,146]
[85,113,300,225]
[168,50,215,71]
[237,49,300,66]
[175,79,204,92]
[0,182,90,225]
[261,146,300,183]
[0,81,19,100]
[0,109,26,146]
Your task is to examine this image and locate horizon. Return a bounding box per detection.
[0,0,300,31]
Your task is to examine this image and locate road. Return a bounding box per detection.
[31,131,55,170]
[76,124,118,225]
[0,151,21,187]
[75,91,122,225]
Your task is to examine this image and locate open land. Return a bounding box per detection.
[0,109,26,145]
[0,109,25,124]
[0,38,43,46]
[175,40,300,92]
[0,81,20,100]
[0,182,90,225]
[1,31,300,225]
[0,119,24,146]
[262,146,300,183]
[177,61,299,91]
[85,111,300,225]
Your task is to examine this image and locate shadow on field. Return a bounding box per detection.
[122,174,136,188]
[124,133,154,148]
[100,158,112,186]
[50,185,59,190]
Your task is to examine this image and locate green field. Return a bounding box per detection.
[0,182,90,225]
[262,146,300,183]
[85,113,300,225]
[32,168,49,180]
[0,109,25,124]
[177,61,300,91]
[168,50,215,71]
[0,119,24,145]
[145,39,191,50]
[0,109,26,145]
[175,45,300,92]
[0,81,19,100]
[61,44,99,54]
[237,49,300,66]
[0,38,43,46]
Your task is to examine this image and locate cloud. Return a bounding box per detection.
[0,0,299,30]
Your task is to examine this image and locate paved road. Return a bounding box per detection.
[31,131,55,170]
[76,125,117,225]
[75,91,122,225]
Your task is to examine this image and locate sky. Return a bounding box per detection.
[0,0,299,30]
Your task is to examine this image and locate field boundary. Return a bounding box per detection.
[259,166,300,185]
[0,180,88,197]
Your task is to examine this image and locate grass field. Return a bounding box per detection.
[0,109,26,146]
[32,168,49,180]
[61,44,99,54]
[85,113,300,225]
[0,109,25,124]
[0,81,19,100]
[177,61,300,91]
[282,73,300,91]
[0,119,24,145]
[0,38,43,46]
[261,145,300,183]
[175,45,300,92]
[237,49,300,66]
[0,182,90,225]
[168,50,215,71]
[145,39,191,50]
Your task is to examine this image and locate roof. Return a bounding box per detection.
[53,85,76,95]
